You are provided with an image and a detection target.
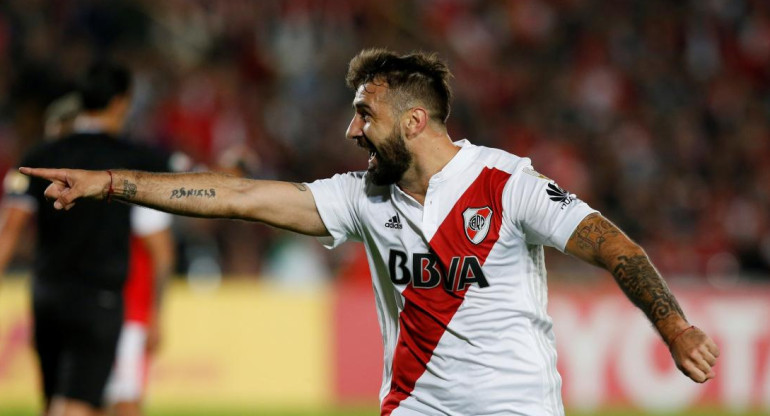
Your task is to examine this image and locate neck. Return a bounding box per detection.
[73,112,120,135]
[397,133,459,205]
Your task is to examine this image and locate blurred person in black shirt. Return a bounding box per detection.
[0,62,170,416]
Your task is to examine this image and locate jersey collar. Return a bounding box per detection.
[390,139,476,207]
[428,139,476,184]
[72,115,108,134]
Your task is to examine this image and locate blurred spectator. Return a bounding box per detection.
[1,0,768,281]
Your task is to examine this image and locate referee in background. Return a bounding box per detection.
[0,62,171,416]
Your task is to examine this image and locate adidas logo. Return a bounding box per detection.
[385,213,403,229]
[546,183,575,209]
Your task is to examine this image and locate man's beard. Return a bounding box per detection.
[368,126,412,186]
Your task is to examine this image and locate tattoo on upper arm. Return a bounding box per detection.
[573,213,620,252]
[291,182,308,191]
[169,187,217,199]
[123,180,137,199]
[612,254,685,325]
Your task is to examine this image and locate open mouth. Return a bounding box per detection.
[358,137,378,166]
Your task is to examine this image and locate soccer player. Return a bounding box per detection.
[22,49,719,416]
[104,206,175,416]
[0,62,172,416]
[33,89,178,416]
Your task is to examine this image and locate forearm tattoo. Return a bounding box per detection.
[612,255,685,325]
[291,182,308,191]
[169,187,217,199]
[574,214,619,251]
[123,180,137,199]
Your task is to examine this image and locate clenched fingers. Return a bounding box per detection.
[669,326,719,383]
[682,345,716,383]
[692,353,715,381]
[681,360,709,383]
[44,183,81,210]
[43,182,68,201]
[702,348,718,367]
[706,338,720,358]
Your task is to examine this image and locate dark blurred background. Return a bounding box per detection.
[1,0,768,285]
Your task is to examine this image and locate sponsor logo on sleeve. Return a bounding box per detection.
[546,182,575,209]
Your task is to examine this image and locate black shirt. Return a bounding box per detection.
[17,133,170,293]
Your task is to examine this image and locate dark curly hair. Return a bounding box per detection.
[346,48,453,124]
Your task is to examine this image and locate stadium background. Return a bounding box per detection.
[0,0,768,415]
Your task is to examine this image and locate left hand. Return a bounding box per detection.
[669,326,720,383]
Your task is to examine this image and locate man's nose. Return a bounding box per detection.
[346,116,362,141]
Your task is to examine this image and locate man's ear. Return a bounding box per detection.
[404,107,428,139]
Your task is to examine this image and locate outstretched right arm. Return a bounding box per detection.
[19,168,329,237]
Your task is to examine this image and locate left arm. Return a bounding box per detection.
[139,226,175,354]
[0,203,33,282]
[565,212,719,383]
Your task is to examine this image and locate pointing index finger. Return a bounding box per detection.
[19,167,68,183]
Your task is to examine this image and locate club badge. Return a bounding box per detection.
[463,206,493,245]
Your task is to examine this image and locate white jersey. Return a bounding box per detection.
[308,140,596,416]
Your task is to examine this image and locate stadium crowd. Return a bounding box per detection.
[1,0,768,282]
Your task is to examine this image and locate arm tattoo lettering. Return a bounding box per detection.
[123,180,137,199]
[169,187,217,199]
[612,255,685,325]
[574,213,620,252]
[291,182,308,191]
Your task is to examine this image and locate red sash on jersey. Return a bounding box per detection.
[382,168,511,416]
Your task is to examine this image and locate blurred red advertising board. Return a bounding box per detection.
[333,282,770,413]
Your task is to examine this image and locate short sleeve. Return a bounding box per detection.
[2,148,48,211]
[2,168,37,211]
[505,164,597,252]
[131,206,172,236]
[305,172,365,249]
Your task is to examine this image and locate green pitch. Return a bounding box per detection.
[1,407,767,416]
[157,410,764,416]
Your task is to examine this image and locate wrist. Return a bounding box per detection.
[658,315,691,345]
[668,325,696,349]
[107,171,138,201]
[105,170,114,202]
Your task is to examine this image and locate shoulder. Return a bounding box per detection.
[111,138,155,155]
[464,142,532,178]
[310,171,369,191]
[322,170,367,184]
[113,139,178,171]
[460,143,560,204]
[18,139,59,167]
[307,171,390,201]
